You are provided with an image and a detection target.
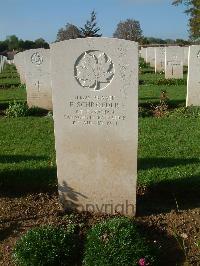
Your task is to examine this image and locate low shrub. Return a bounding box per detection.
[139,106,152,117]
[5,101,29,117]
[13,225,80,266]
[169,106,200,118]
[139,58,150,69]
[83,217,158,266]
[139,78,186,86]
[155,78,186,86]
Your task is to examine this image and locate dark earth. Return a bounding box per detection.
[0,187,200,266]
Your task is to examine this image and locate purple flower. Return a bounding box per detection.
[138,258,149,266]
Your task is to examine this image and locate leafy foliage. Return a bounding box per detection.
[56,23,81,41]
[80,10,102,37]
[13,225,80,266]
[0,35,49,53]
[113,19,143,42]
[83,217,157,266]
[170,106,200,118]
[5,101,29,118]
[172,0,200,41]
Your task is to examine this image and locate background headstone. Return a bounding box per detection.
[14,52,26,83]
[51,37,138,216]
[146,47,155,67]
[183,46,189,66]
[140,47,146,60]
[186,45,200,106]
[165,46,183,79]
[24,48,52,110]
[155,47,165,72]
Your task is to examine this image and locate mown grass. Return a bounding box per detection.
[0,117,56,192]
[0,64,26,110]
[1,61,199,214]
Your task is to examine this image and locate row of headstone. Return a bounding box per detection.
[140,46,189,79]
[0,55,7,73]
[141,45,200,106]
[14,38,138,215]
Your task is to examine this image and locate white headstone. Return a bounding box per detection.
[14,52,26,83]
[0,55,2,73]
[165,46,183,79]
[155,47,165,72]
[183,46,189,66]
[24,48,52,110]
[186,45,200,106]
[51,37,138,216]
[140,47,146,59]
[146,47,155,67]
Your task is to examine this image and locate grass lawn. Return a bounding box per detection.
[0,62,200,266]
[0,64,26,110]
[0,117,56,192]
[0,63,199,212]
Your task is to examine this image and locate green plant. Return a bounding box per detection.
[83,217,157,266]
[155,78,186,86]
[13,225,80,266]
[138,106,152,118]
[139,58,149,69]
[150,90,169,118]
[172,224,189,265]
[170,106,200,118]
[5,101,29,117]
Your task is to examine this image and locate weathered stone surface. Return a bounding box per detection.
[24,48,52,110]
[146,47,155,67]
[165,46,184,79]
[186,45,200,106]
[51,37,138,216]
[183,46,189,66]
[140,47,146,59]
[14,52,26,83]
[155,47,165,72]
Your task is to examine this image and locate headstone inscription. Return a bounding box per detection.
[50,37,138,216]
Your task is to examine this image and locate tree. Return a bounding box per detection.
[6,35,19,50]
[56,23,81,41]
[172,0,200,41]
[113,19,143,42]
[22,40,35,50]
[34,38,49,49]
[0,41,8,53]
[80,10,102,37]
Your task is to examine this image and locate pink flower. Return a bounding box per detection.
[5,245,11,252]
[138,258,149,266]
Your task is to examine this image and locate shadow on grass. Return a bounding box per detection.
[139,97,159,101]
[0,166,57,196]
[0,154,46,163]
[139,99,185,110]
[139,157,200,170]
[0,102,9,110]
[137,173,200,216]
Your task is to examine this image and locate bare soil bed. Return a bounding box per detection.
[0,189,199,266]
